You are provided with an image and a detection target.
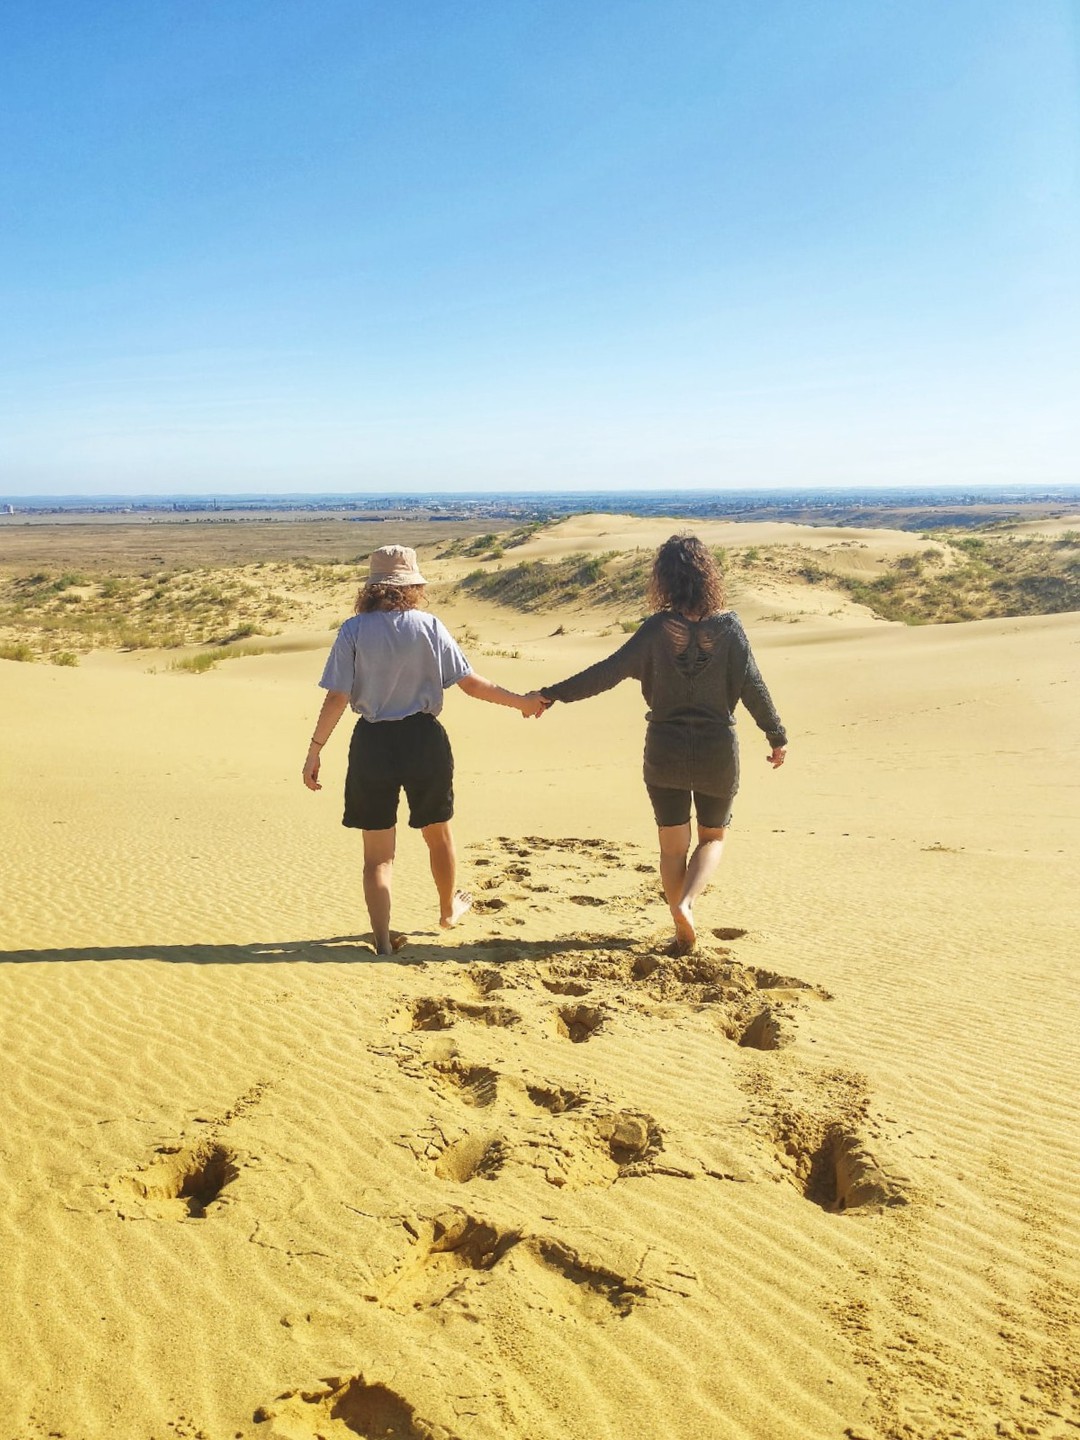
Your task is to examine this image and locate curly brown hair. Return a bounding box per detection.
[647,535,726,618]
[355,582,425,614]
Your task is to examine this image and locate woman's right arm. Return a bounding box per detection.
[303,690,351,790]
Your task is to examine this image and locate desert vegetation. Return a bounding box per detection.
[457,528,1079,625]
[0,559,362,660]
[834,532,1080,623]
[459,547,695,617]
[2,525,1076,665]
[438,520,550,561]
[167,643,270,674]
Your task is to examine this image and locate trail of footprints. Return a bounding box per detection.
[275,837,908,1439]
[388,913,903,1211]
[88,836,912,1439]
[470,833,661,926]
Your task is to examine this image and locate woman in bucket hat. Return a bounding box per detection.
[302,544,546,954]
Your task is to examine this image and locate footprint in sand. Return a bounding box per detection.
[473,894,507,909]
[539,973,591,997]
[376,1210,648,1320]
[393,996,522,1033]
[554,1003,608,1043]
[254,1375,455,1440]
[432,1133,507,1183]
[594,1110,663,1172]
[531,1108,666,1190]
[106,1138,240,1221]
[525,1082,587,1114]
[463,964,509,997]
[429,1058,499,1108]
[774,1115,910,1212]
[737,1005,794,1051]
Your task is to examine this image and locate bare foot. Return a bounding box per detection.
[440,890,473,930]
[390,931,408,952]
[672,904,697,954]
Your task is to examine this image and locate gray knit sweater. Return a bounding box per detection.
[542,611,787,794]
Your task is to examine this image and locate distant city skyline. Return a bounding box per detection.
[2,1,1078,495]
[6,482,1078,513]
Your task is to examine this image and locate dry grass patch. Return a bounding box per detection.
[457,527,1079,627]
[837,532,1080,623]
[0,558,366,658]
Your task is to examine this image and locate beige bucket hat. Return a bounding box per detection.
[367,544,427,586]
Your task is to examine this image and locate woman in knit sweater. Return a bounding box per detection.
[539,535,787,953]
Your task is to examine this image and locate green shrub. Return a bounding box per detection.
[168,643,268,674]
[51,651,79,667]
[169,649,229,674]
[223,622,259,642]
[0,643,34,662]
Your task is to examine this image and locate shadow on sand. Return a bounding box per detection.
[0,933,638,967]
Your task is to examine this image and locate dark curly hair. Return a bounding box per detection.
[647,535,726,618]
[355,582,425,614]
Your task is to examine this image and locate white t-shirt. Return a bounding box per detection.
[319,610,471,721]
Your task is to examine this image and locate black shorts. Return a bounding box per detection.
[646,784,733,830]
[343,713,454,831]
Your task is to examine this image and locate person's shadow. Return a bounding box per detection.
[0,933,635,966]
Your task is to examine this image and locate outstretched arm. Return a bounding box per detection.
[457,672,547,717]
[541,626,648,705]
[303,690,350,790]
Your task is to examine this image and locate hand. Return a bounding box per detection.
[303,749,322,790]
[520,691,550,719]
[768,746,786,769]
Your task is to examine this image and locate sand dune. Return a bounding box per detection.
[1,521,1077,1440]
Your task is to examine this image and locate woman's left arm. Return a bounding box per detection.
[731,621,787,763]
[457,672,547,716]
[302,690,351,791]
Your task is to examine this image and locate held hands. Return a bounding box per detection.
[519,691,551,719]
[767,746,786,769]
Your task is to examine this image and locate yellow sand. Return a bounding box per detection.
[1,519,1077,1440]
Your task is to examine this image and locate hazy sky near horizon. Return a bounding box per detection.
[2,1,1078,495]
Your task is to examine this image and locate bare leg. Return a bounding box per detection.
[422,821,472,929]
[672,824,727,951]
[362,827,397,955]
[658,823,692,908]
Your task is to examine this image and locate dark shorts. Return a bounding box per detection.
[343,712,454,831]
[646,784,733,830]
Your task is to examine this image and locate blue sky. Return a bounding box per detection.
[1,0,1078,494]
